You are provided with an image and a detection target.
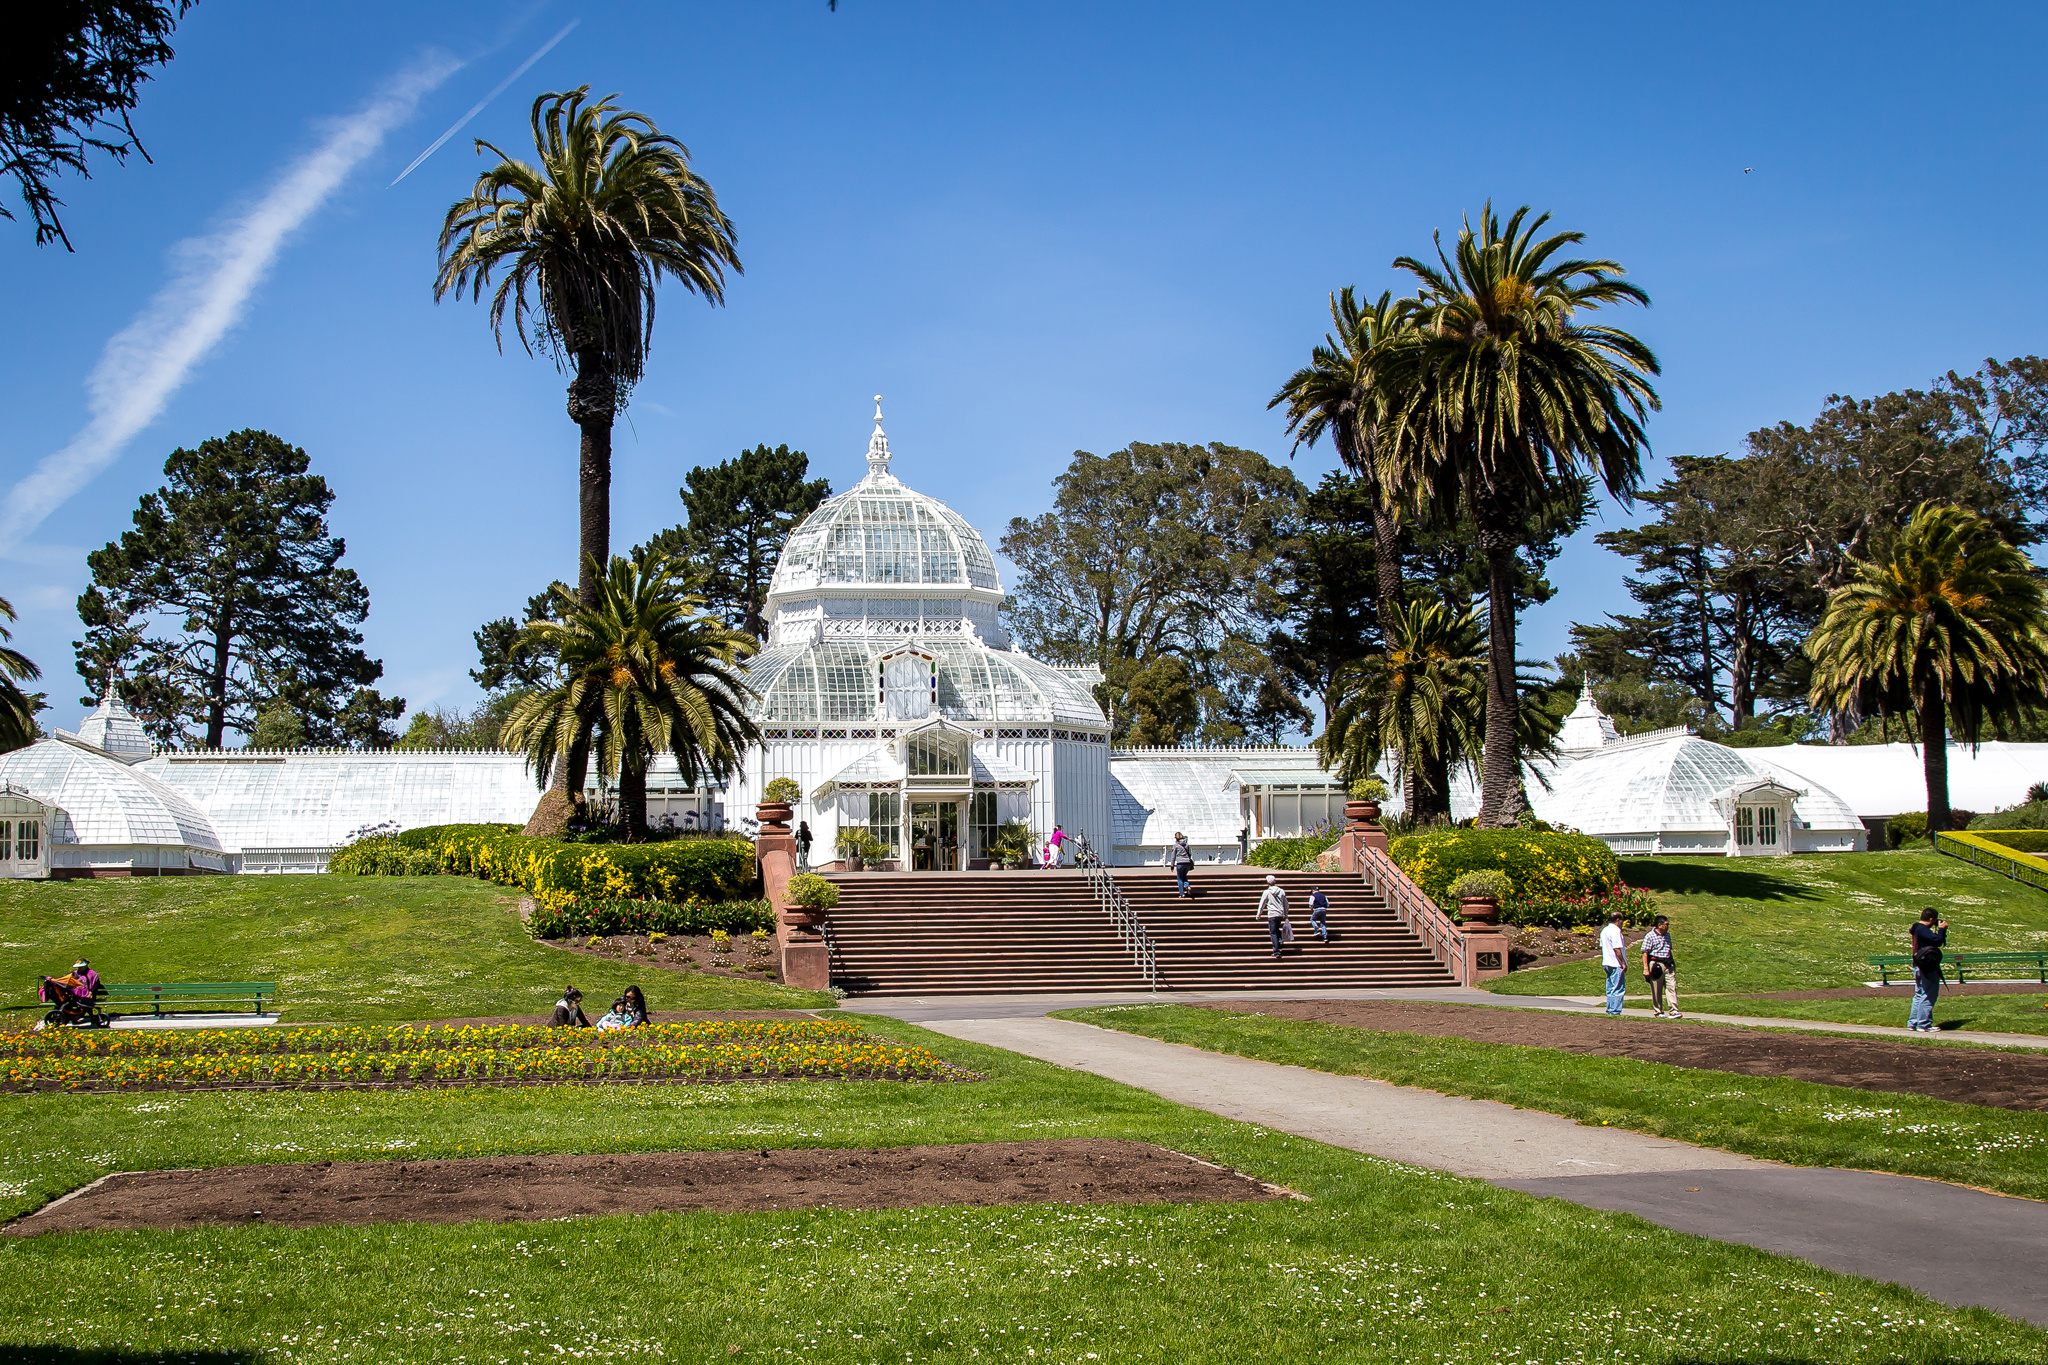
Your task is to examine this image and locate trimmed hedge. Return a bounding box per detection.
[1389,828,1621,913]
[526,897,773,940]
[1247,827,1342,871]
[334,823,758,908]
[1971,829,2048,853]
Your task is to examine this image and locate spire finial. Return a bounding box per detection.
[865,394,893,478]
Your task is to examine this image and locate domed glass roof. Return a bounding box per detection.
[0,738,223,850]
[1532,733,1864,836]
[764,404,1000,602]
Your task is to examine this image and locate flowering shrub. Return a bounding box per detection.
[1499,884,1659,928]
[525,897,772,940]
[785,872,840,909]
[1389,828,1621,912]
[371,825,758,909]
[328,838,443,876]
[0,1020,959,1091]
[1247,826,1341,870]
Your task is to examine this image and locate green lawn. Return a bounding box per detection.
[1489,848,2048,1033]
[0,1014,2039,1362]
[1056,1002,2048,1201]
[0,873,830,1022]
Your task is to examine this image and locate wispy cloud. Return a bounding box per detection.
[0,58,459,556]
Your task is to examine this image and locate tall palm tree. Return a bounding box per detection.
[0,596,42,753]
[1808,503,2048,834]
[1270,288,1415,634]
[1382,204,1659,826]
[504,553,759,839]
[436,87,741,613]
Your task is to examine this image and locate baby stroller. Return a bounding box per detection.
[38,976,110,1030]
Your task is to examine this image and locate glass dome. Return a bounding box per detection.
[1531,733,1866,847]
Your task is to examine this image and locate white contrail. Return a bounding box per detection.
[389,19,579,186]
[0,58,458,557]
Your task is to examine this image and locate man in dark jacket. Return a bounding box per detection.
[1908,907,1948,1032]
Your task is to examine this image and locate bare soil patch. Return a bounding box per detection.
[1192,1000,2048,1112]
[542,932,784,984]
[4,1141,1286,1235]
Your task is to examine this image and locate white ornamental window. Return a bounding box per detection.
[880,651,935,720]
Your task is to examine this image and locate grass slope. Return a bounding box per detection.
[0,874,830,1023]
[1056,1002,2048,1201]
[1489,849,2048,1030]
[1684,991,2048,1035]
[0,1015,2038,1362]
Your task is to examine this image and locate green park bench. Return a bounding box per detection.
[97,982,278,1017]
[1866,952,2048,986]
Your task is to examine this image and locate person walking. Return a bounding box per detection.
[796,821,813,872]
[1255,874,1292,960]
[1308,887,1331,942]
[1640,915,1679,1018]
[1599,910,1627,1015]
[1908,906,1948,1032]
[1170,833,1195,897]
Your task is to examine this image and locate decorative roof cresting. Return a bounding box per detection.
[865,395,894,481]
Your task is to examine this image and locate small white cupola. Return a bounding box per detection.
[1557,679,1622,757]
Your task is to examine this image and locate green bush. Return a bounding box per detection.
[329,837,442,877]
[785,872,840,909]
[1447,870,1509,900]
[1499,885,1659,929]
[1970,829,2048,852]
[1887,811,1928,848]
[393,823,518,850]
[1970,800,2048,832]
[1348,776,1388,802]
[526,897,772,940]
[763,777,802,804]
[1389,828,1620,912]
[1246,827,1342,871]
[381,825,758,909]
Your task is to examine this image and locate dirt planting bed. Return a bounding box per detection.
[1193,1000,2048,1112]
[410,1011,823,1029]
[544,932,783,983]
[4,1140,1288,1235]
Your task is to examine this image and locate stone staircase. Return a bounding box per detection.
[821,867,1458,996]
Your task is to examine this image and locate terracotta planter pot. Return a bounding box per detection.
[1345,800,1381,827]
[1457,894,1500,925]
[780,905,828,940]
[846,855,864,872]
[755,801,793,834]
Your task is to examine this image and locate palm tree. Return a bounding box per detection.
[1319,600,1483,822]
[1382,204,1659,826]
[1270,289,1415,634]
[1319,599,1564,824]
[0,596,42,753]
[1808,503,2048,835]
[436,87,741,614]
[504,553,759,839]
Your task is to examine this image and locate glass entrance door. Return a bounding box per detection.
[908,800,961,871]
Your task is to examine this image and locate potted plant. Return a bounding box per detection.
[835,827,868,872]
[756,779,797,834]
[782,872,840,939]
[1345,776,1388,827]
[859,832,892,870]
[1447,869,1508,925]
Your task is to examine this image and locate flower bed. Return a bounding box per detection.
[526,897,774,940]
[332,824,759,909]
[1498,884,1659,928]
[0,1021,962,1092]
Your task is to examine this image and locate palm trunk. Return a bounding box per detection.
[1411,751,1452,824]
[565,728,592,821]
[567,350,617,611]
[620,754,648,842]
[1477,537,1520,828]
[1919,681,1951,835]
[1372,502,1405,638]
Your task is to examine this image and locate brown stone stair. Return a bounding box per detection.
[821,867,1456,995]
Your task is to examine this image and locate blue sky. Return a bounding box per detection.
[5,1,2044,737]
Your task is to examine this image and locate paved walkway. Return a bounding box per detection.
[109,1012,278,1031]
[904,1011,2048,1327]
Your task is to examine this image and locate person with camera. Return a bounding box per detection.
[1908,906,1948,1033]
[1640,916,1678,1018]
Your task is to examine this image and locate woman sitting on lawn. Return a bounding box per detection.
[548,985,589,1028]
[622,984,649,1027]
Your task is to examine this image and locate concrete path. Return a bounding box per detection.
[109,1012,278,1031]
[916,1013,2048,1328]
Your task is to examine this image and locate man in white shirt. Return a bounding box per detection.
[1599,911,1627,1016]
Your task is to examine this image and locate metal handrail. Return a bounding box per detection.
[1935,831,2048,893]
[1072,833,1160,990]
[1357,841,1468,986]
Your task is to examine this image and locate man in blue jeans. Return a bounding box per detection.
[1599,911,1627,1015]
[1908,906,1948,1032]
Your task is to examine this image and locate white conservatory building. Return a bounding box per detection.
[729,405,1115,868]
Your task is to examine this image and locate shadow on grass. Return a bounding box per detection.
[0,1351,264,1364]
[1623,859,1819,903]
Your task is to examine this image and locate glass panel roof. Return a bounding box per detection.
[767,477,1001,598]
